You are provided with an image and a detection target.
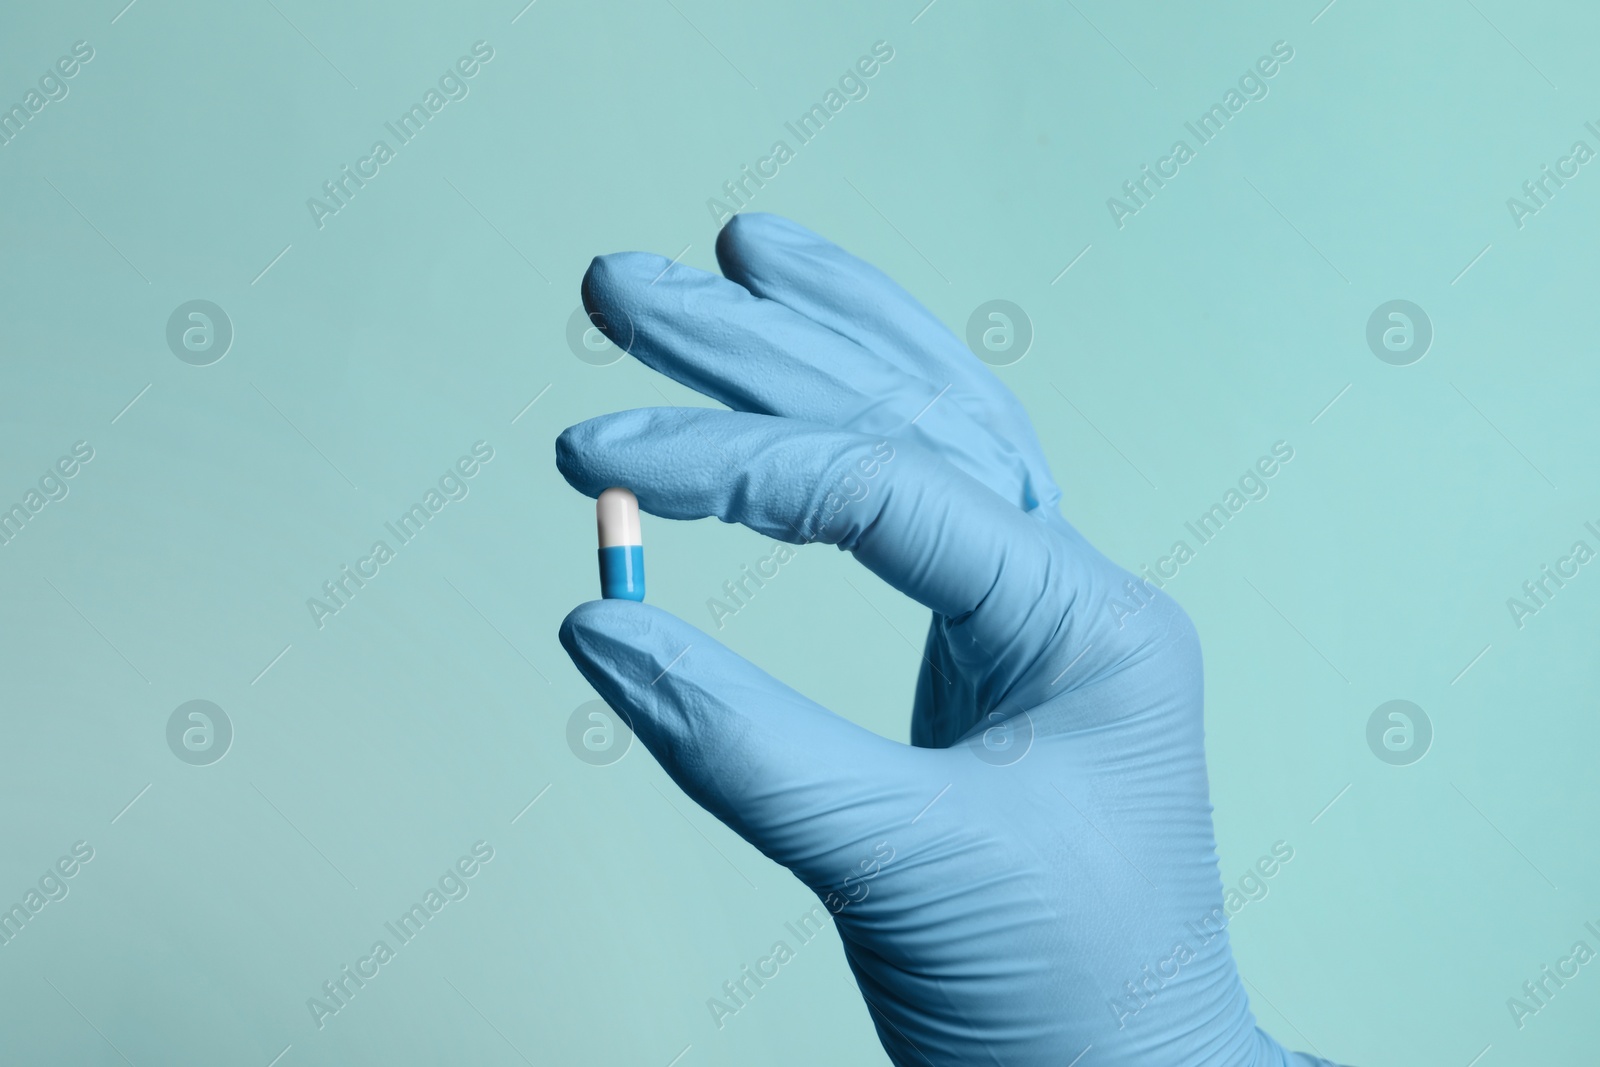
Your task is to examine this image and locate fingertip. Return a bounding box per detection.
[562,597,696,640]
[581,253,673,361]
[558,598,614,655]
[554,419,611,497]
[559,599,712,699]
[582,250,661,293]
[558,601,646,728]
[553,423,584,486]
[715,211,773,254]
[716,212,816,270]
[560,598,645,670]
[718,211,811,245]
[556,599,591,657]
[582,251,674,312]
[554,410,667,497]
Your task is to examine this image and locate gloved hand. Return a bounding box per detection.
[556,213,1343,1066]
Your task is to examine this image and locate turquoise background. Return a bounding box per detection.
[2,0,1597,1063]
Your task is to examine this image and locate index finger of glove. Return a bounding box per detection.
[557,408,1109,700]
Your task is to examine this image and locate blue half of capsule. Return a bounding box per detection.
[598,544,645,601]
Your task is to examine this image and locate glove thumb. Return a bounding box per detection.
[560,599,926,887]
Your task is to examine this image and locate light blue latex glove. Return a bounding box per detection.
[557,214,1343,1067]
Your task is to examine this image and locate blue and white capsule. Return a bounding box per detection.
[596,487,645,601]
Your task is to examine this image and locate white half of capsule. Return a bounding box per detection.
[596,487,642,548]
